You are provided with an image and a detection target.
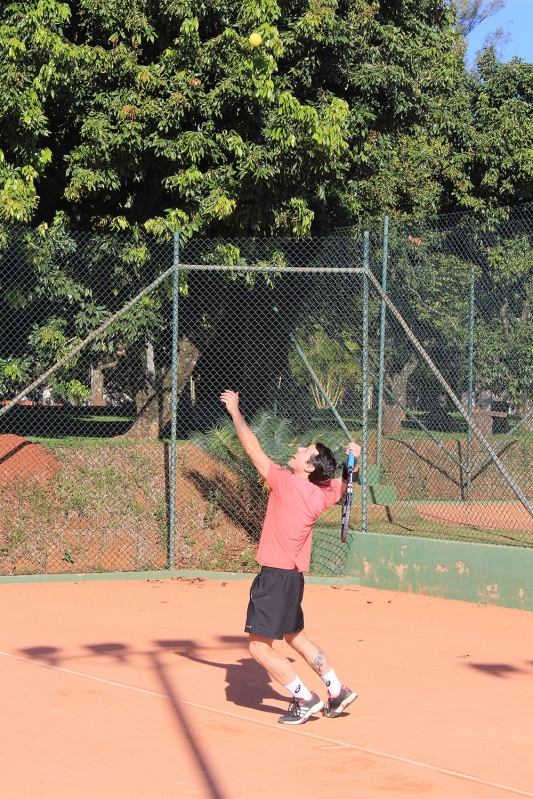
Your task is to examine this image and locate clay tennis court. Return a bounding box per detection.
[417,502,533,532]
[1,575,532,798]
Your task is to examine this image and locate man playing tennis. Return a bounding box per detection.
[221,389,361,726]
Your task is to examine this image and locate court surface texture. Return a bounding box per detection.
[1,575,532,798]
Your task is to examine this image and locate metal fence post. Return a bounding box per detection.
[467,265,475,500]
[361,231,370,532]
[376,215,389,482]
[168,232,180,569]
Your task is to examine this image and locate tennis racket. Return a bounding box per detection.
[340,451,356,543]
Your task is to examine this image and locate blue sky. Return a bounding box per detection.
[465,0,533,63]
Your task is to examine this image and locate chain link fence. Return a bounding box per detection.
[0,225,176,575]
[1,205,533,578]
[363,206,533,550]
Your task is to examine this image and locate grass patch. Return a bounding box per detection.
[319,503,533,548]
[30,436,167,450]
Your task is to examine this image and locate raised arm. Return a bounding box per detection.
[220,390,271,480]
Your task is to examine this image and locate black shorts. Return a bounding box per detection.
[244,566,304,640]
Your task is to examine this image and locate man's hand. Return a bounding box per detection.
[220,389,240,416]
[219,389,271,479]
[346,442,361,460]
[341,442,361,484]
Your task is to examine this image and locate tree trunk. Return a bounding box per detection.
[125,338,200,440]
[146,340,156,389]
[518,397,533,432]
[90,364,104,406]
[91,357,122,406]
[385,355,418,416]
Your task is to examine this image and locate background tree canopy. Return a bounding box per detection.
[2,0,530,238]
[3,0,533,440]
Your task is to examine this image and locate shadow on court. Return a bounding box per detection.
[19,639,232,799]
[17,633,306,796]
[20,635,290,714]
[150,635,290,714]
[468,662,531,678]
[176,652,289,714]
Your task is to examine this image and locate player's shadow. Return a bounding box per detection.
[157,638,290,714]
[193,654,289,714]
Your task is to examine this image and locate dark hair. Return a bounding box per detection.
[308,442,337,485]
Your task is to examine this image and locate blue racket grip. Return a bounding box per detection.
[347,451,356,469]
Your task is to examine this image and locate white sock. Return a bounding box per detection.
[321,668,342,697]
[284,676,313,701]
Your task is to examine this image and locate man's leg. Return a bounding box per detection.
[285,629,358,718]
[248,633,324,725]
[284,629,332,676]
[248,633,296,685]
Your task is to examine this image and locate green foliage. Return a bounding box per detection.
[387,227,475,348]
[376,209,533,415]
[470,53,533,208]
[448,0,506,38]
[190,411,294,485]
[2,0,532,232]
[190,409,349,488]
[289,325,361,408]
[201,241,287,288]
[0,214,172,403]
[475,234,533,404]
[0,356,32,397]
[489,235,533,279]
[2,0,533,431]
[0,0,485,236]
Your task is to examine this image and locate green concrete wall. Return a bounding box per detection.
[345,532,533,611]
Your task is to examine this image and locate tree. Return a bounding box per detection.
[0,0,348,236]
[125,338,199,438]
[339,2,475,219]
[469,52,533,208]
[5,1,533,440]
[1,0,478,235]
[448,0,506,37]
[374,221,477,415]
[474,228,533,425]
[288,324,361,409]
[0,216,283,435]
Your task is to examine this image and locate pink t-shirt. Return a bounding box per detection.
[256,462,344,573]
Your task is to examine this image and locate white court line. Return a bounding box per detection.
[2,650,532,798]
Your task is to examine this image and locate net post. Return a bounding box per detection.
[169,232,180,569]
